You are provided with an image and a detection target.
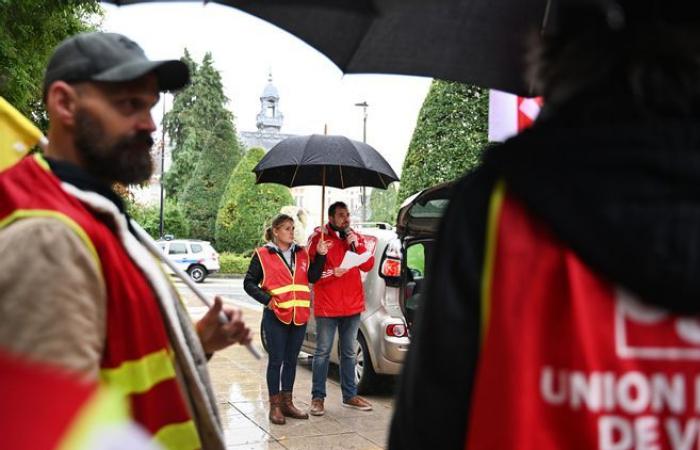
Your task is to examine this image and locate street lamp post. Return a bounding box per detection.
[355,101,368,222]
[158,98,166,239]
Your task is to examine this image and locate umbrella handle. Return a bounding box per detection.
[320,166,326,236]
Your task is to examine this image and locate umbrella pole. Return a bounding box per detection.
[321,167,326,237]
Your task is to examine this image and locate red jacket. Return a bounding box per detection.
[307,224,376,317]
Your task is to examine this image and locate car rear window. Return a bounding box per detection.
[169,243,188,255]
[408,199,450,218]
[190,243,203,253]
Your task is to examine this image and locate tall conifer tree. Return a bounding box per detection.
[398,80,488,204]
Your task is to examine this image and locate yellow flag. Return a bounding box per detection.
[0,96,44,172]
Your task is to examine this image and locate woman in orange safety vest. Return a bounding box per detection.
[244,214,328,424]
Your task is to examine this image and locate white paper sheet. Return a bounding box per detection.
[339,250,372,269]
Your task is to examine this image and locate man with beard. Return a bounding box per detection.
[0,32,250,450]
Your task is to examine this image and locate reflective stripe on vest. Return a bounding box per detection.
[100,348,176,395]
[276,299,311,308]
[154,420,199,450]
[269,284,311,295]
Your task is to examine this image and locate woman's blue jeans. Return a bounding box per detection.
[311,314,361,402]
[262,309,307,396]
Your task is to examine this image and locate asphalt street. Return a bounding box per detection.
[171,275,263,310]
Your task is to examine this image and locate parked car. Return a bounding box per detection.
[260,182,453,393]
[157,238,220,283]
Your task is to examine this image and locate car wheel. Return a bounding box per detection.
[355,333,379,394]
[187,264,207,283]
[260,321,269,354]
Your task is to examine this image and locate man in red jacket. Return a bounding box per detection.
[307,201,375,415]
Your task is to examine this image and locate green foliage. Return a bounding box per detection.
[368,183,400,224]
[170,52,245,240]
[0,0,103,130]
[215,147,294,253]
[219,252,252,275]
[407,243,425,276]
[398,80,489,204]
[128,200,190,240]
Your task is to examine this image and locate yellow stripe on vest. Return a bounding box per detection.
[269,284,311,295]
[154,420,200,450]
[100,348,176,395]
[57,386,129,450]
[480,179,506,344]
[276,299,311,308]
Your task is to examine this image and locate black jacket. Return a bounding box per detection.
[243,244,325,305]
[390,93,700,449]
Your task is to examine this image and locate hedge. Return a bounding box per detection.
[219,252,252,275]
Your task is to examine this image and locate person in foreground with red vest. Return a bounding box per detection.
[243,213,328,425]
[0,348,158,450]
[306,201,375,415]
[0,32,251,450]
[390,1,700,449]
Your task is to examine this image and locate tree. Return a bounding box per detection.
[369,183,400,224]
[0,1,102,129]
[171,52,245,240]
[162,50,199,199]
[398,80,489,204]
[215,147,294,253]
[129,200,190,240]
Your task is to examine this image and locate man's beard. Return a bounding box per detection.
[74,109,154,185]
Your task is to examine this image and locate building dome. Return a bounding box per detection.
[260,74,280,99]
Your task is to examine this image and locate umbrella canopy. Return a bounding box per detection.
[237,0,550,96]
[253,134,399,189]
[103,0,548,96]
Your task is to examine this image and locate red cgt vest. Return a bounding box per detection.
[0,156,200,450]
[256,246,311,325]
[467,181,700,450]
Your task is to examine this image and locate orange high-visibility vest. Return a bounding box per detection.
[0,156,200,450]
[256,246,311,325]
[467,180,700,450]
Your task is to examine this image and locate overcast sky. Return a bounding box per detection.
[100,2,432,175]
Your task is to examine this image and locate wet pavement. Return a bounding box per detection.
[178,279,396,449]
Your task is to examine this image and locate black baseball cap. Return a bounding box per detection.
[43,32,190,100]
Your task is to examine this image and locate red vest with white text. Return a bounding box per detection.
[0,156,199,450]
[467,181,700,450]
[256,246,311,325]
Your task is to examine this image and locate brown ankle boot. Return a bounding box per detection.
[269,394,286,425]
[280,391,309,419]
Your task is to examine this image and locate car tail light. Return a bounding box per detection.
[381,258,401,278]
[386,324,406,337]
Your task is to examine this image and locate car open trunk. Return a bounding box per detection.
[395,182,453,329]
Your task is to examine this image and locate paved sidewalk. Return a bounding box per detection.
[184,292,395,449]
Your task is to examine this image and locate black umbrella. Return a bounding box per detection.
[253,134,399,230]
[236,0,550,96]
[103,0,548,96]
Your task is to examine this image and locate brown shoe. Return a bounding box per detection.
[309,397,325,416]
[342,396,372,411]
[269,394,286,425]
[280,391,309,419]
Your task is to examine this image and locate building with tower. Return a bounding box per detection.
[239,74,364,241]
